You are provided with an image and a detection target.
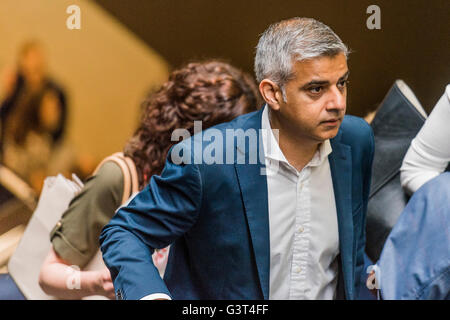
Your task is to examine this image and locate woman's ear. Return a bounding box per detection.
[259,79,283,111]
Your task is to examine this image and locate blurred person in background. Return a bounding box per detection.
[373,84,450,299]
[0,41,67,193]
[365,84,450,299]
[400,84,450,194]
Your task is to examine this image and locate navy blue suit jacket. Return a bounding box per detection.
[100,107,374,300]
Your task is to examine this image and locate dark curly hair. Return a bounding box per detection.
[124,60,262,188]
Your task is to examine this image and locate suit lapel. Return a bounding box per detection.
[234,109,270,300]
[329,134,354,299]
[232,109,355,300]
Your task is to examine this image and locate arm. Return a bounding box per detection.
[400,85,450,194]
[39,247,114,299]
[100,155,203,300]
[39,161,124,299]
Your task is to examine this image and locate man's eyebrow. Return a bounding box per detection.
[302,70,350,88]
[303,80,329,87]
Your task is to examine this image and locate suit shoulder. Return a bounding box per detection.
[338,116,374,161]
[339,115,373,145]
[168,110,260,165]
[341,115,371,133]
[178,110,258,146]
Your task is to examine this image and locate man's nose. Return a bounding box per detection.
[326,86,346,112]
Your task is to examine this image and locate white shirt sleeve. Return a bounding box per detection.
[400,84,450,194]
[140,293,172,300]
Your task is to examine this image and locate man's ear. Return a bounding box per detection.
[259,79,284,111]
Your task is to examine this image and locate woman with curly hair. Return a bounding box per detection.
[0,60,260,300]
[124,60,261,186]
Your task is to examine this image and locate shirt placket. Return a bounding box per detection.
[289,167,311,300]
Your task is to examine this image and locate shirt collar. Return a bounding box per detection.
[261,104,332,168]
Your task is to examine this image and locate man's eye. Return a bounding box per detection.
[338,80,349,89]
[309,86,323,94]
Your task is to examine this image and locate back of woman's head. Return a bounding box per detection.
[124,60,262,187]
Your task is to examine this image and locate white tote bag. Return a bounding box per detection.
[8,174,85,299]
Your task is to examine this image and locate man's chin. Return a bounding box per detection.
[318,127,340,140]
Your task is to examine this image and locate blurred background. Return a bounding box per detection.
[0,0,448,267]
[94,0,450,115]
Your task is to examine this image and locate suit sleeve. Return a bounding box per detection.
[99,154,203,300]
[354,124,375,298]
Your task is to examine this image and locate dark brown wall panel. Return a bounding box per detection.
[94,0,450,117]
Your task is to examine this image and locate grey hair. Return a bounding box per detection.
[255,17,349,96]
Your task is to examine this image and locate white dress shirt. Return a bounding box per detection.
[400,84,450,194]
[261,105,340,300]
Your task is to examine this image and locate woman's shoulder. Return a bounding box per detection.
[86,160,125,198]
[68,160,126,211]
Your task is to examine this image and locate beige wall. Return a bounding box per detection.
[0,0,170,163]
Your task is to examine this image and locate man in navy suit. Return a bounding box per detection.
[100,17,374,300]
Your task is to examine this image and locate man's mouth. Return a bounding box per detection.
[321,118,340,125]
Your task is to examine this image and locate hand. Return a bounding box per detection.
[366,270,378,296]
[91,268,115,300]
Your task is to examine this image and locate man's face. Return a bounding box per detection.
[276,52,348,143]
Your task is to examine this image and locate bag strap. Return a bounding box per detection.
[92,152,139,205]
[121,155,139,195]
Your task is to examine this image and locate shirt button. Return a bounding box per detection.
[295,267,302,273]
[298,226,304,233]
